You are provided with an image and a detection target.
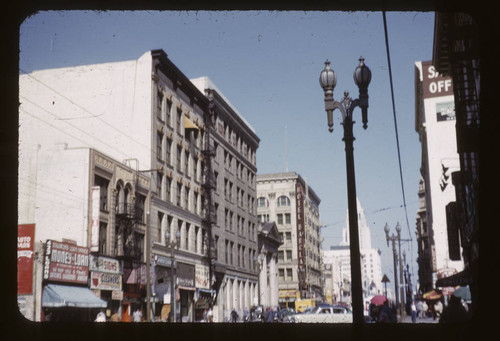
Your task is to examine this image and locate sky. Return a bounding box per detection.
[19,10,436,294]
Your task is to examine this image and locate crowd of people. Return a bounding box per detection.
[367,296,470,323]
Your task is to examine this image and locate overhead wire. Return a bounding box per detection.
[382,11,416,296]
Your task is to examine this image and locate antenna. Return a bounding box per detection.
[285,124,288,172]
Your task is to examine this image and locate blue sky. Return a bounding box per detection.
[20,10,435,292]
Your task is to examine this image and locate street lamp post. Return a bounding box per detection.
[319,57,372,324]
[384,222,411,322]
[384,223,400,319]
[165,229,180,322]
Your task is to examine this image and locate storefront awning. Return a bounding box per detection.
[42,284,108,308]
[436,267,472,288]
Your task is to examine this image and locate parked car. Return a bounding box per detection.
[249,305,264,322]
[283,303,353,323]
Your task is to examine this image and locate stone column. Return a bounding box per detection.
[259,253,268,306]
[269,254,278,306]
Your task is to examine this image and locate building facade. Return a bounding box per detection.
[256,172,323,308]
[432,12,479,314]
[191,76,260,322]
[18,49,259,322]
[414,60,464,296]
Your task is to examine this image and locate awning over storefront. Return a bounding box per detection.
[42,284,108,308]
[435,267,472,288]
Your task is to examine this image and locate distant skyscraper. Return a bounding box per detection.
[323,198,383,301]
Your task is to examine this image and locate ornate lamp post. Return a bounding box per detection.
[385,222,411,322]
[165,229,180,322]
[319,57,372,324]
[384,223,400,319]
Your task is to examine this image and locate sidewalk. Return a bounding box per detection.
[402,315,439,324]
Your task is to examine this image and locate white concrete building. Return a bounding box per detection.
[414,61,464,289]
[322,199,383,304]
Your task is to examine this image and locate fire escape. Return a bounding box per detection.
[201,92,224,304]
[115,170,147,292]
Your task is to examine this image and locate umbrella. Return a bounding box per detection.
[423,289,442,300]
[453,286,471,302]
[370,295,387,306]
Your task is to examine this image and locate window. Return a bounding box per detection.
[166,177,172,202]
[279,269,285,280]
[277,196,290,207]
[278,251,284,261]
[157,133,163,160]
[185,151,190,175]
[185,223,190,251]
[157,174,163,200]
[285,213,291,224]
[185,187,189,209]
[166,138,172,165]
[286,250,292,260]
[94,175,109,212]
[99,222,107,254]
[157,212,164,243]
[286,268,293,281]
[257,197,267,208]
[176,145,182,171]
[157,91,163,119]
[166,99,172,126]
[176,108,182,132]
[177,182,182,206]
[214,236,219,260]
[277,214,283,225]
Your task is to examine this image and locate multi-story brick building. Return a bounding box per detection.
[18,49,259,322]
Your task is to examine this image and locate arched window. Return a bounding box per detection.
[277,195,290,207]
[257,197,268,208]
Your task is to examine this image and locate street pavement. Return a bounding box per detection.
[401,315,439,323]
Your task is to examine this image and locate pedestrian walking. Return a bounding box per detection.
[411,301,417,323]
[422,301,428,318]
[265,307,274,323]
[95,310,106,322]
[207,306,214,322]
[231,309,238,323]
[133,307,143,322]
[110,310,121,322]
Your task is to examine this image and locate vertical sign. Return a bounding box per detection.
[295,182,306,292]
[18,224,35,295]
[90,186,100,252]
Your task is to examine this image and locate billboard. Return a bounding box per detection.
[43,240,89,284]
[18,224,35,295]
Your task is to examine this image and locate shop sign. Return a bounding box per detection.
[112,290,123,301]
[177,263,195,288]
[43,240,89,284]
[90,271,122,291]
[421,61,453,99]
[155,255,173,268]
[89,255,120,274]
[278,289,297,298]
[195,297,209,309]
[195,264,210,289]
[18,224,35,295]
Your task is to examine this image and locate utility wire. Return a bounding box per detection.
[383,11,416,297]
[382,12,412,242]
